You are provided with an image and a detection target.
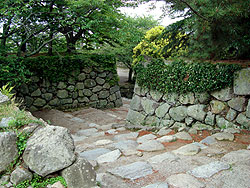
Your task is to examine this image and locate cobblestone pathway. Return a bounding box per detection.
[33,98,250,188]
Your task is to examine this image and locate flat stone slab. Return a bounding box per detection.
[108,162,153,180]
[200,136,217,145]
[113,140,138,156]
[76,128,98,137]
[96,149,121,164]
[223,128,240,134]
[188,161,230,178]
[94,139,113,146]
[221,149,250,164]
[148,152,179,164]
[212,132,234,141]
[174,132,192,140]
[137,134,157,144]
[167,174,205,188]
[137,140,165,152]
[113,132,139,141]
[157,128,172,136]
[142,182,169,188]
[72,135,87,142]
[173,143,201,156]
[191,142,208,150]
[71,117,85,123]
[80,148,111,161]
[105,129,118,135]
[157,135,176,143]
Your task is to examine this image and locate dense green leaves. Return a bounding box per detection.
[134,59,241,93]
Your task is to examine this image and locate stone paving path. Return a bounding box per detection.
[33,98,250,188]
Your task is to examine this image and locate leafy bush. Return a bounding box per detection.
[134,59,241,93]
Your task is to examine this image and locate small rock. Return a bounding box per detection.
[99,124,113,131]
[174,132,192,140]
[137,134,157,144]
[72,135,87,142]
[188,128,198,134]
[96,149,121,164]
[148,152,179,164]
[157,127,172,136]
[137,140,165,152]
[0,175,10,186]
[188,161,230,178]
[191,142,208,150]
[200,136,217,145]
[228,97,246,112]
[48,181,65,188]
[10,166,33,185]
[0,92,9,105]
[92,132,105,137]
[94,139,113,146]
[212,132,234,141]
[223,128,240,134]
[105,129,118,135]
[210,100,226,114]
[113,140,138,156]
[173,144,200,156]
[89,123,100,129]
[157,135,176,143]
[167,174,205,188]
[141,182,169,188]
[108,162,153,180]
[116,127,126,131]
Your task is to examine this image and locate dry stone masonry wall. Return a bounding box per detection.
[16,68,123,111]
[127,68,250,130]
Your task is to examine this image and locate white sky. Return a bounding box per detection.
[120,1,182,26]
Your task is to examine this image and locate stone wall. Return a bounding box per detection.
[120,83,134,99]
[126,68,250,129]
[16,68,123,111]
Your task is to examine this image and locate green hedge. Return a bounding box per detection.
[0,54,117,86]
[134,59,242,93]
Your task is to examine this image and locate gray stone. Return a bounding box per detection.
[225,108,237,121]
[76,128,98,137]
[221,149,250,164]
[24,96,34,107]
[57,90,68,99]
[169,106,187,121]
[157,135,176,143]
[0,132,18,173]
[113,132,139,141]
[0,92,9,105]
[228,97,246,112]
[78,97,89,103]
[212,132,234,141]
[150,90,163,102]
[188,128,198,134]
[98,72,106,78]
[0,117,14,128]
[57,82,67,89]
[61,157,96,188]
[236,113,250,128]
[126,109,146,125]
[109,94,116,102]
[137,134,157,144]
[148,152,179,164]
[187,104,207,121]
[0,175,10,186]
[246,100,250,118]
[144,116,160,126]
[142,182,169,188]
[115,98,123,107]
[19,84,29,94]
[108,162,153,180]
[188,161,230,178]
[174,132,192,140]
[155,103,171,118]
[93,86,103,93]
[167,174,205,188]
[234,68,250,95]
[141,98,158,115]
[223,128,240,134]
[80,148,111,161]
[200,136,217,145]
[157,127,172,136]
[10,167,32,185]
[68,77,75,85]
[171,122,186,131]
[48,181,65,188]
[179,92,195,104]
[103,83,110,89]
[49,98,59,106]
[84,79,96,88]
[98,100,108,108]
[210,100,227,114]
[110,85,119,94]
[90,71,97,78]
[76,83,84,90]
[195,92,210,103]
[130,95,142,111]
[90,94,98,101]
[31,89,41,97]
[160,120,174,127]
[216,116,237,129]
[78,73,86,81]
[96,77,105,85]
[113,140,138,156]
[192,122,213,130]
[211,87,233,101]
[42,93,53,101]
[191,142,208,150]
[96,149,121,164]
[173,143,200,155]
[83,89,92,97]
[185,117,194,126]
[23,126,75,177]
[137,140,164,152]
[99,91,110,99]
[94,139,113,146]
[33,98,46,107]
[162,93,179,106]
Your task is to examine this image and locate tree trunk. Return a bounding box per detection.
[128,68,133,83]
[48,32,53,55]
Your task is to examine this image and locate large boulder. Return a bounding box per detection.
[187,104,206,121]
[61,157,96,188]
[0,132,18,173]
[169,106,187,122]
[234,68,250,95]
[23,125,76,177]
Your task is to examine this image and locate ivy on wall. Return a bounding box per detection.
[0,54,118,86]
[134,58,242,93]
